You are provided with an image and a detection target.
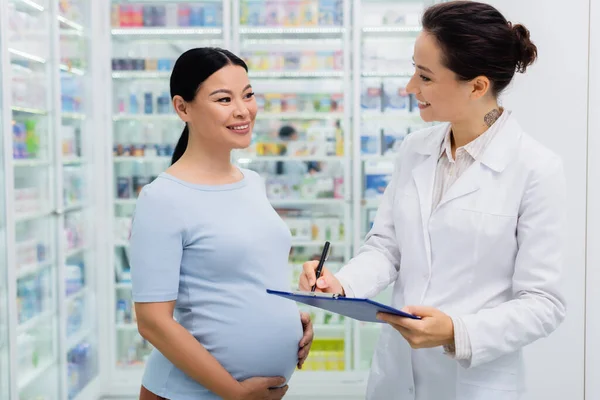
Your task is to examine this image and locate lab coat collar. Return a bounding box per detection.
[413,111,523,172]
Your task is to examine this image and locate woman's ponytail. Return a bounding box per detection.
[171,124,189,165]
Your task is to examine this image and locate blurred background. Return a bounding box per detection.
[0,0,597,399]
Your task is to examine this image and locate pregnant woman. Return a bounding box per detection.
[130,47,314,400]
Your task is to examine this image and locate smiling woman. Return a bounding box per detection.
[128,48,314,400]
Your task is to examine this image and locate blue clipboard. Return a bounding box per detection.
[266,289,420,323]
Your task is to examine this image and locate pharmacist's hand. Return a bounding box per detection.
[299,261,344,295]
[377,306,454,349]
[235,377,288,400]
[298,311,313,369]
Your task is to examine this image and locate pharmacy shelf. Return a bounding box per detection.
[114,199,137,207]
[361,154,398,162]
[362,26,422,33]
[15,209,52,223]
[60,64,85,76]
[66,287,89,305]
[65,246,87,259]
[67,327,93,352]
[236,155,344,162]
[64,202,85,213]
[270,199,346,207]
[58,15,83,32]
[115,241,129,248]
[116,323,138,332]
[13,158,50,168]
[249,70,344,79]
[17,358,56,390]
[112,114,178,121]
[8,47,46,64]
[16,260,53,279]
[361,71,413,78]
[11,106,49,115]
[239,26,345,35]
[257,112,344,120]
[63,156,84,165]
[361,112,422,121]
[291,240,346,247]
[17,309,55,334]
[115,282,132,290]
[111,27,223,36]
[113,156,171,163]
[314,324,346,336]
[112,71,171,79]
[61,112,86,120]
[13,0,45,12]
[362,199,382,209]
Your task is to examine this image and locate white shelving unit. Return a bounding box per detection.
[0,0,100,399]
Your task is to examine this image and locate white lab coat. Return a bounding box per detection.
[336,113,567,400]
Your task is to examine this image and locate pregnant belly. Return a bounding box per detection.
[195,302,303,384]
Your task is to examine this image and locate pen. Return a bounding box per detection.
[311,241,331,292]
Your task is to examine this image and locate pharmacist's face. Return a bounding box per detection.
[406,32,473,123]
[189,65,257,149]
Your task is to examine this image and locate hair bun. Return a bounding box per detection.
[511,23,538,73]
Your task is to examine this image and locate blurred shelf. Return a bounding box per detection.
[63,156,84,165]
[62,112,86,120]
[8,47,46,64]
[114,156,171,163]
[57,15,83,32]
[112,71,171,79]
[60,64,85,76]
[116,323,138,332]
[67,328,92,352]
[236,155,344,163]
[17,309,54,334]
[11,106,49,115]
[361,112,422,120]
[13,0,45,12]
[362,26,422,33]
[115,240,129,248]
[362,199,381,209]
[65,246,87,259]
[239,26,345,35]
[64,202,85,213]
[314,324,346,336]
[115,282,132,290]
[15,209,52,223]
[257,112,343,120]
[114,199,137,206]
[13,158,50,167]
[113,114,178,121]
[361,71,412,78]
[270,199,346,207]
[17,358,55,390]
[361,154,398,162]
[66,286,88,305]
[111,27,222,36]
[249,70,343,79]
[17,260,53,279]
[292,240,346,247]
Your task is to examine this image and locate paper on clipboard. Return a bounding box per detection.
[266,289,420,323]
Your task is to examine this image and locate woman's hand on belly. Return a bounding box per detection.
[297,311,314,369]
[234,376,289,400]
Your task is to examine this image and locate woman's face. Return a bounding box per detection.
[406,32,474,123]
[179,64,257,150]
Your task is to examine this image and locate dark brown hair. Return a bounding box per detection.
[422,1,537,96]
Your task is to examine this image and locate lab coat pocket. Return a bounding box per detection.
[456,352,523,396]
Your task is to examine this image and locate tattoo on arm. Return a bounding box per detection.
[484,109,502,127]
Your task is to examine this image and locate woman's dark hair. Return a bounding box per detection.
[422,1,538,96]
[170,47,248,165]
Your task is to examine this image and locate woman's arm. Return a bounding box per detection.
[136,302,286,400]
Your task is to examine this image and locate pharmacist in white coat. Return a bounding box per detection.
[300,2,566,400]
